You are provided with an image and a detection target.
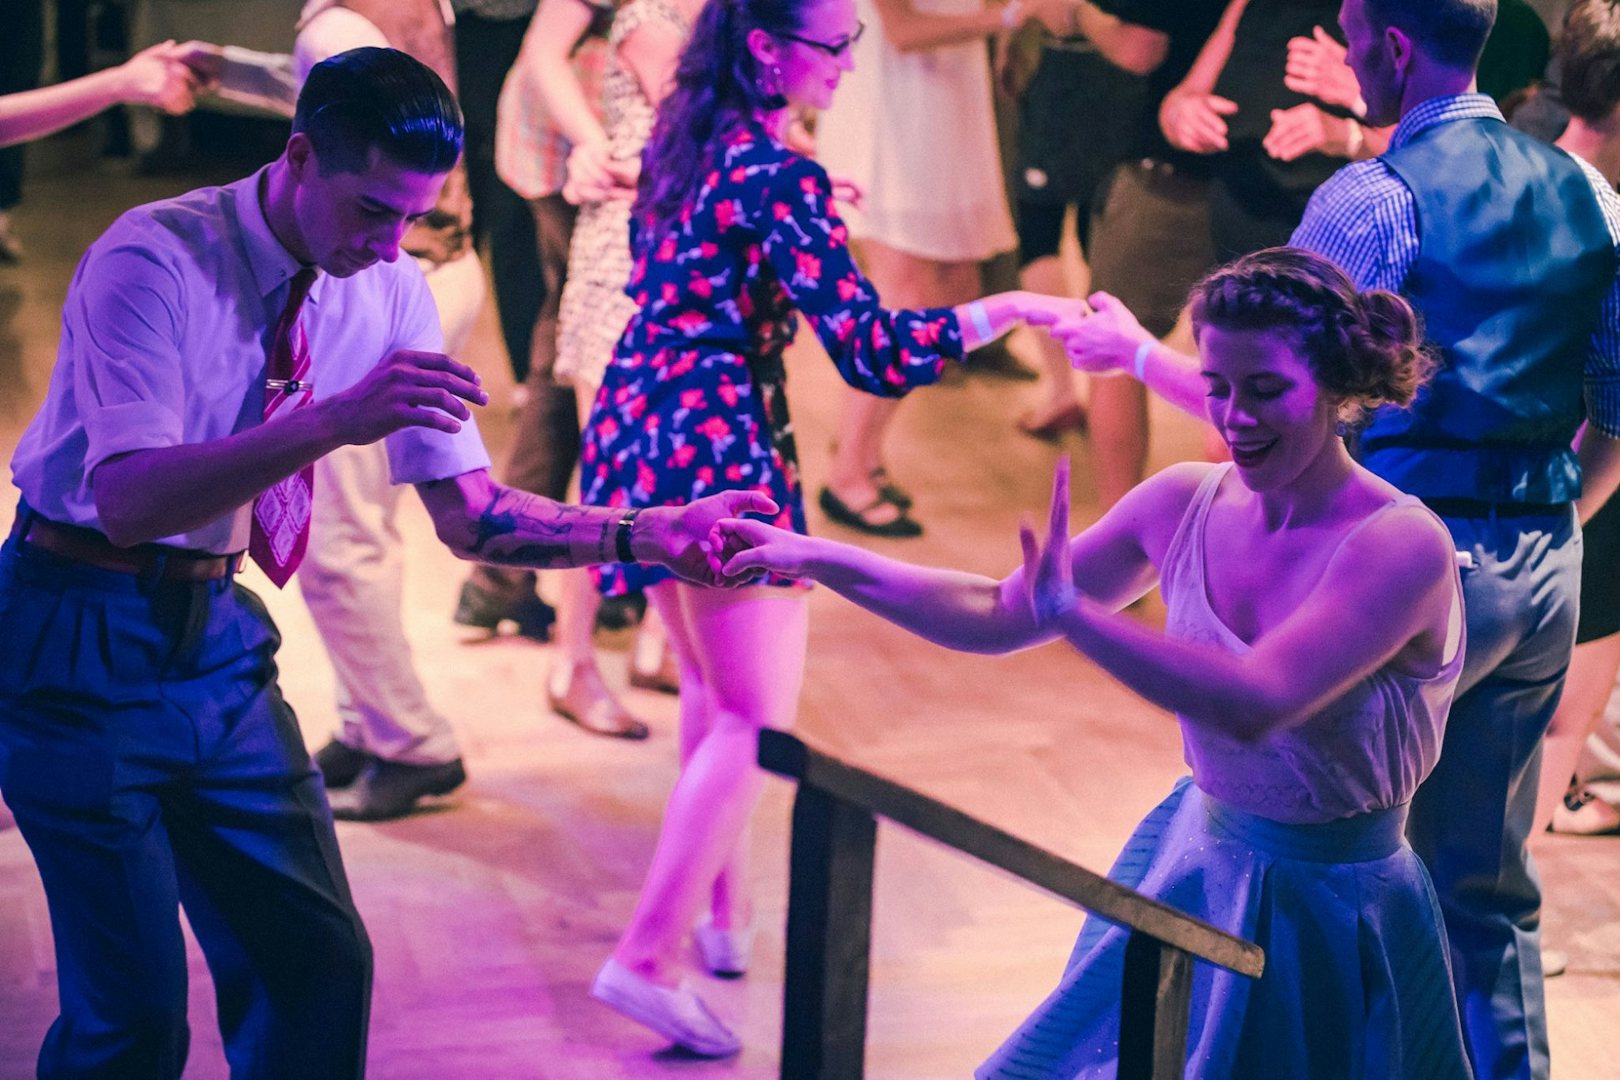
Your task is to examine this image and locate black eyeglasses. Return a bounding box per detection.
[779,20,865,58]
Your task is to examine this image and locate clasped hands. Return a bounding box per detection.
[120,40,224,116]
[1018,291,1156,379]
[703,456,1083,626]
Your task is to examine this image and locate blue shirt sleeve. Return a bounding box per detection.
[1290,159,1416,295]
[1572,156,1620,438]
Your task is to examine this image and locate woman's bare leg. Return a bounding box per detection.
[826,240,978,518]
[611,582,809,983]
[1017,254,1087,432]
[1534,634,1620,835]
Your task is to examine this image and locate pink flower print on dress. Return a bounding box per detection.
[793,250,821,286]
[697,415,732,442]
[670,310,711,336]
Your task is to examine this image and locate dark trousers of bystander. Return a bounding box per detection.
[0,0,46,212]
[469,193,583,604]
[0,533,373,1080]
[454,9,543,383]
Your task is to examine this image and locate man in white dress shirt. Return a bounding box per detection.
[0,46,765,1079]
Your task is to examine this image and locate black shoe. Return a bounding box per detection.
[313,739,372,790]
[595,591,647,632]
[330,758,468,822]
[453,580,555,642]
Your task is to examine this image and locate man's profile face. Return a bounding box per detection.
[1339,0,1401,127]
[290,138,446,277]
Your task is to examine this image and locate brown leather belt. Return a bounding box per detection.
[20,518,241,582]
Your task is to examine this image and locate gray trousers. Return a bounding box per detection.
[1408,507,1581,1080]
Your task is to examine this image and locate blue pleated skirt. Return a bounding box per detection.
[977,779,1473,1079]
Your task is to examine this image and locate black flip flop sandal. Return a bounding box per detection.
[818,486,923,538]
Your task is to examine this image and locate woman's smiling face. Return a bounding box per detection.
[1198,325,1342,491]
[774,0,860,111]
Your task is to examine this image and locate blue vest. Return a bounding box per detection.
[1359,115,1616,504]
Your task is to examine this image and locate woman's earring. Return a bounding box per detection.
[760,63,788,109]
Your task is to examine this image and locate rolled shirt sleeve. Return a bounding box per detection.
[69,238,193,478]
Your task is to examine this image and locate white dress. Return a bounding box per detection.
[554,0,687,392]
[815,0,1017,262]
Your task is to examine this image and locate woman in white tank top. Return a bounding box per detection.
[715,247,1474,1078]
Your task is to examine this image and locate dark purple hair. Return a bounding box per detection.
[633,0,805,241]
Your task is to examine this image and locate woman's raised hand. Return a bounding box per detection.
[712,517,816,582]
[1019,457,1078,627]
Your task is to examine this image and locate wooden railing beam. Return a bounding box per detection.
[759,730,1263,979]
[779,785,878,1080]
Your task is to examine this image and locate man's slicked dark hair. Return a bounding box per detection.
[1364,0,1497,70]
[293,47,463,176]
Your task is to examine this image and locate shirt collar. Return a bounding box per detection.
[231,165,322,304]
[1389,92,1504,152]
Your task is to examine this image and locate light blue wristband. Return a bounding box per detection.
[966,300,993,343]
[1132,339,1155,382]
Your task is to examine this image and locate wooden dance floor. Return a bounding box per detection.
[1,155,1617,1079]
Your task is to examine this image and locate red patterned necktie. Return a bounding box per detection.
[249,267,318,587]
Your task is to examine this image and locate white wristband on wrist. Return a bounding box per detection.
[1000,0,1024,28]
[1132,339,1154,382]
[966,300,994,343]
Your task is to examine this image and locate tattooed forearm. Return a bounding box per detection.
[463,485,611,568]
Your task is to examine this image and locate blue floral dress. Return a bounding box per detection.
[581,122,965,594]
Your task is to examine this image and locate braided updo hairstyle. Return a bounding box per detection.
[1189,247,1435,422]
[634,0,804,243]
